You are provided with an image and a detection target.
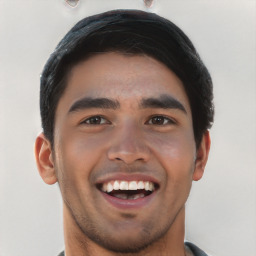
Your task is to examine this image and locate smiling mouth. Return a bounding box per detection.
[97,180,158,200]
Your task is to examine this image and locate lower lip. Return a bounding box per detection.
[100,191,156,210]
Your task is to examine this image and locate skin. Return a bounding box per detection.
[35,52,210,256]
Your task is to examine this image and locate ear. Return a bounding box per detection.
[193,131,211,181]
[34,133,57,185]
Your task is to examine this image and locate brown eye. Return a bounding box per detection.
[152,116,165,125]
[148,116,175,125]
[83,116,108,125]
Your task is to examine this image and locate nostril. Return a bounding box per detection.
[112,156,146,164]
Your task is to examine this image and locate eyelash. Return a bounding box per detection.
[80,115,176,126]
[81,116,109,125]
[146,115,176,125]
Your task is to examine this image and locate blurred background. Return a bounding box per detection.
[0,0,255,255]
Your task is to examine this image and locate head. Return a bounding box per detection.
[40,9,213,148]
[35,9,214,255]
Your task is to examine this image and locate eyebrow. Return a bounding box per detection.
[68,95,186,114]
[140,95,187,113]
[69,97,120,113]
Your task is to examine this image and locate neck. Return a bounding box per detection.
[63,204,187,256]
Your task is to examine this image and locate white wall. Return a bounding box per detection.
[0,1,255,255]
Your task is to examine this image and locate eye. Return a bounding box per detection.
[147,115,175,125]
[81,116,109,125]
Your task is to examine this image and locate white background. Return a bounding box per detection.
[0,1,255,255]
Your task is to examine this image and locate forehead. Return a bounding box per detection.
[58,52,191,113]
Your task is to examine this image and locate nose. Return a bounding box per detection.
[107,123,151,164]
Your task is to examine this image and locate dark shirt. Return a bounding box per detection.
[185,241,208,256]
[57,241,208,256]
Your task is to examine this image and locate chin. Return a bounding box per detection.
[81,220,171,254]
[90,233,153,253]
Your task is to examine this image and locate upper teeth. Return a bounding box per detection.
[101,181,155,193]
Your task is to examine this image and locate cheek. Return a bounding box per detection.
[146,130,196,211]
[147,129,196,178]
[54,131,109,185]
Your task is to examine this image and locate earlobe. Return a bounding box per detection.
[34,133,58,185]
[193,131,211,181]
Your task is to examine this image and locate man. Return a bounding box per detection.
[35,9,214,256]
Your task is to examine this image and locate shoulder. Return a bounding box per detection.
[57,244,209,256]
[185,241,209,256]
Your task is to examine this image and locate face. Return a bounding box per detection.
[45,53,205,252]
